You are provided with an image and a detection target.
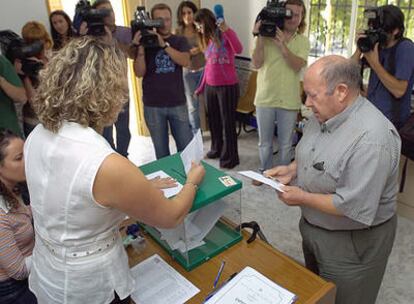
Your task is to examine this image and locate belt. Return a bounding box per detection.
[38,229,120,259]
[303,215,394,232]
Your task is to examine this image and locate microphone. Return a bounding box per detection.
[213,4,224,25]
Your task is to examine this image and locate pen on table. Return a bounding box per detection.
[204,271,237,303]
[213,261,226,289]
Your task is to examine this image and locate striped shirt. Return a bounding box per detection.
[0,195,34,281]
[296,96,401,230]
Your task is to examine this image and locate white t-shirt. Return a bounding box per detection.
[24,122,134,304]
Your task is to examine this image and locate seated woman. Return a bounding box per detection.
[0,129,37,304]
[49,10,74,51]
[24,36,205,304]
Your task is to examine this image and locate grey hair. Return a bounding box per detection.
[319,57,362,95]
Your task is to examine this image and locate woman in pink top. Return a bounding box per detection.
[0,129,36,304]
[194,8,243,169]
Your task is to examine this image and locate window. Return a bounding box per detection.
[307,0,414,58]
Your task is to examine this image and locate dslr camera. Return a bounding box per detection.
[0,30,44,82]
[357,8,388,53]
[74,0,111,36]
[131,6,164,48]
[256,0,292,37]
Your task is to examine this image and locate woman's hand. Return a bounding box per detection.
[186,162,205,187]
[218,21,229,32]
[150,176,177,189]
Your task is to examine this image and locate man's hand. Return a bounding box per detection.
[362,42,380,67]
[150,176,177,189]
[264,163,296,185]
[149,30,166,48]
[132,30,142,46]
[277,185,306,206]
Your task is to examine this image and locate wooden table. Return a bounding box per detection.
[125,221,336,304]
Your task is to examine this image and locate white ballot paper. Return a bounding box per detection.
[146,170,183,198]
[180,129,204,174]
[205,266,297,304]
[130,254,200,304]
[238,170,285,192]
[157,199,228,253]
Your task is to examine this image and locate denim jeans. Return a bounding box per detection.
[183,69,203,133]
[144,104,193,159]
[256,106,298,171]
[103,102,131,157]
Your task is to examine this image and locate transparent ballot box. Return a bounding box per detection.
[140,154,242,271]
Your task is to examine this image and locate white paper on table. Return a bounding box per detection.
[157,199,228,253]
[130,254,200,304]
[180,129,204,174]
[238,170,285,192]
[146,170,183,198]
[205,266,297,304]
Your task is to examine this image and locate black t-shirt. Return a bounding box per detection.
[142,35,190,107]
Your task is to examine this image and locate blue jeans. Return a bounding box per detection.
[183,69,203,133]
[144,104,193,159]
[103,102,131,157]
[256,107,298,171]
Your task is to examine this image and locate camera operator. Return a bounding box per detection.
[0,55,27,137]
[0,32,30,137]
[351,5,414,129]
[90,0,132,157]
[133,3,193,160]
[251,0,310,185]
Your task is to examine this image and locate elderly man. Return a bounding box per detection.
[266,55,400,304]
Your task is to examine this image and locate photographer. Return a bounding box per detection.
[133,3,193,160]
[0,41,28,137]
[351,5,414,129]
[92,0,132,157]
[251,0,310,184]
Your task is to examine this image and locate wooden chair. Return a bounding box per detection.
[236,71,257,136]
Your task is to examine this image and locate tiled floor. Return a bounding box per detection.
[127,131,414,304]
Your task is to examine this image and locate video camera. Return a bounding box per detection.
[256,0,292,37]
[0,30,44,81]
[74,0,111,36]
[131,6,164,48]
[357,8,388,53]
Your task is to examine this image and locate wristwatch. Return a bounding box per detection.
[162,42,170,50]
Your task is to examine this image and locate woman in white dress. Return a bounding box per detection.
[23,36,205,304]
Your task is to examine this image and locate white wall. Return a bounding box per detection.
[0,0,50,37]
[201,0,267,58]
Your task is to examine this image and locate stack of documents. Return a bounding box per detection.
[130,254,199,304]
[205,266,297,304]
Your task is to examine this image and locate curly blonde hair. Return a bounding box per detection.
[33,36,128,133]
